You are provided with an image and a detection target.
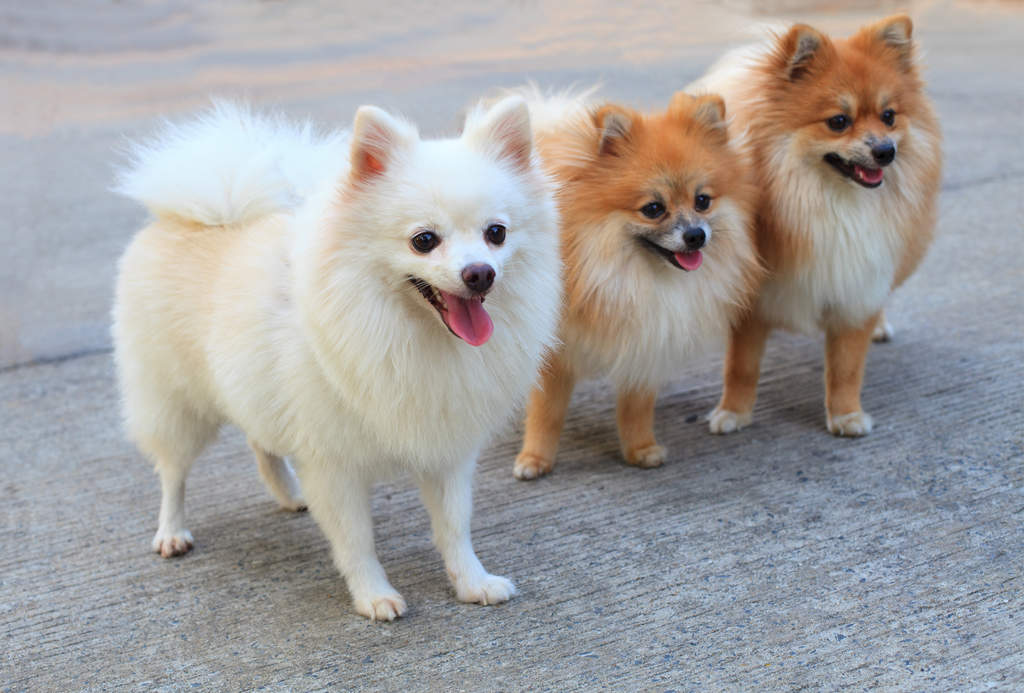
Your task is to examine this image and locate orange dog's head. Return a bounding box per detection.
[758,14,931,190]
[563,91,754,276]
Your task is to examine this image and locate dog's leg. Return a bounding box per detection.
[418,460,515,606]
[143,417,218,558]
[824,312,879,437]
[616,387,665,468]
[709,312,770,434]
[872,309,894,343]
[300,463,405,621]
[249,440,306,511]
[513,350,575,480]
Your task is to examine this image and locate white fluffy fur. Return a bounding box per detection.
[112,98,562,620]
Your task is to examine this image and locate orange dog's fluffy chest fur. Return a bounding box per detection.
[690,15,942,333]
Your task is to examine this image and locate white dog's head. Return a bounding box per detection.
[331,97,555,348]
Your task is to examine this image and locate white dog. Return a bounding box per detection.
[112,98,561,620]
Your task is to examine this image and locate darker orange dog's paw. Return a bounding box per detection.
[624,443,666,469]
[513,452,554,480]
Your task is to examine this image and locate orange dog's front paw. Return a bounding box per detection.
[624,443,666,468]
[827,410,873,437]
[708,406,752,434]
[513,452,554,480]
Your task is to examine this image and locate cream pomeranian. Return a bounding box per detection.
[506,88,760,479]
[689,15,942,437]
[112,98,562,620]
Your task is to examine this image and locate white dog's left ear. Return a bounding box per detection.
[465,97,532,172]
[350,106,416,185]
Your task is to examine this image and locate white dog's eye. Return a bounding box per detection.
[411,231,440,253]
[485,224,506,245]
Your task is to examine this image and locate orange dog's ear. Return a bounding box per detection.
[594,105,634,156]
[774,24,832,81]
[853,14,915,72]
[692,94,726,129]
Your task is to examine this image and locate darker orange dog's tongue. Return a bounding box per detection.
[854,164,884,185]
[439,291,493,346]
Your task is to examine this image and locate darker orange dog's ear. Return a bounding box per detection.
[773,24,833,81]
[852,14,915,72]
[670,92,727,141]
[692,94,726,129]
[594,105,634,156]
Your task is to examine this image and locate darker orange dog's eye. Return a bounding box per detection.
[694,194,711,212]
[826,114,850,132]
[640,201,665,219]
[881,109,896,127]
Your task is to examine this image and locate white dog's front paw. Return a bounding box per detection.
[455,573,516,606]
[872,319,894,342]
[152,528,194,558]
[827,410,874,437]
[708,407,751,434]
[352,589,407,622]
[277,495,307,513]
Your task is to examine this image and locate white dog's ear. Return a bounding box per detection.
[465,97,533,172]
[350,106,414,184]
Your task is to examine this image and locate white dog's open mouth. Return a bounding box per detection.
[408,277,494,347]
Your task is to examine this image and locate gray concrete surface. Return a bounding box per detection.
[2,0,1022,690]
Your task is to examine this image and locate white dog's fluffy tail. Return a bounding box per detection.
[116,102,348,226]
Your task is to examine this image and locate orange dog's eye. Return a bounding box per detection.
[826,114,850,132]
[881,109,896,127]
[695,194,712,212]
[640,201,665,219]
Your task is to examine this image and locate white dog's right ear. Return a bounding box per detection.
[350,106,415,184]
[464,96,533,173]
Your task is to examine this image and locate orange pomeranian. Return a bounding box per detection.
[509,88,760,479]
[688,14,943,437]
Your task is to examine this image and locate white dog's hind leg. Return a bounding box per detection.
[142,419,217,558]
[418,460,515,607]
[249,440,306,511]
[300,462,406,621]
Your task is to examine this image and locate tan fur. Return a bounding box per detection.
[694,15,943,436]
[512,89,761,478]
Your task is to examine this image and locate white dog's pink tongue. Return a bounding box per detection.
[439,291,493,346]
[854,164,884,185]
[673,250,703,271]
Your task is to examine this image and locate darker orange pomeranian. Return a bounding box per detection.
[688,14,943,437]
[507,88,760,479]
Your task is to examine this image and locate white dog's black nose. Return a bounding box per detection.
[872,141,896,166]
[683,227,706,250]
[461,263,495,293]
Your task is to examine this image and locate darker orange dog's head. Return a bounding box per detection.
[566,91,753,274]
[759,14,931,189]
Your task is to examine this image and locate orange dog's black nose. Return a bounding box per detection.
[683,227,706,250]
[872,141,896,167]
[461,263,495,293]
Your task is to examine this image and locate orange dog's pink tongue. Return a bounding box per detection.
[439,291,493,346]
[674,250,703,271]
[854,165,884,185]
